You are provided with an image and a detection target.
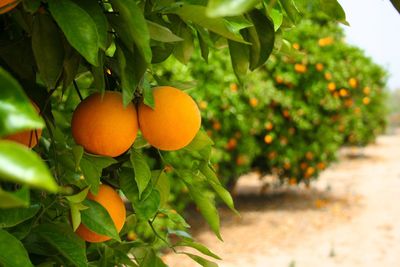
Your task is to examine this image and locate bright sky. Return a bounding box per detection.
[338,0,400,90]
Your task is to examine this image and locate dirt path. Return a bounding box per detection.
[164,131,400,267]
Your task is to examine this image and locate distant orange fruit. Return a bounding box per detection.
[363,86,371,95]
[282,109,290,118]
[318,37,334,47]
[4,101,42,148]
[265,122,273,131]
[327,82,336,92]
[275,76,284,84]
[212,121,222,131]
[249,97,258,107]
[348,78,358,88]
[305,151,314,160]
[264,134,273,144]
[339,88,349,97]
[76,184,126,243]
[236,155,247,166]
[226,138,237,150]
[315,63,324,72]
[294,63,307,73]
[292,43,300,50]
[289,177,297,185]
[283,161,291,170]
[230,83,238,92]
[268,151,277,160]
[199,100,208,110]
[362,97,370,105]
[138,86,201,151]
[71,91,138,157]
[324,72,332,81]
[0,0,19,14]
[317,162,326,170]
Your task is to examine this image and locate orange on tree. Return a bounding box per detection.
[275,75,284,84]
[138,86,201,151]
[71,91,138,157]
[362,97,370,105]
[226,137,237,150]
[4,101,42,148]
[249,97,258,107]
[315,63,324,72]
[265,121,273,131]
[292,43,300,50]
[0,0,19,14]
[75,184,126,243]
[294,63,307,73]
[264,134,273,144]
[324,72,332,80]
[199,100,208,110]
[327,82,336,92]
[339,88,349,97]
[363,86,371,95]
[230,83,238,92]
[348,77,358,88]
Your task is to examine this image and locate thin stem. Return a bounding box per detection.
[73,80,83,101]
[147,219,177,253]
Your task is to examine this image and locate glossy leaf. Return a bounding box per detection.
[183,253,218,267]
[80,154,116,194]
[0,204,40,228]
[32,13,64,89]
[247,9,275,70]
[184,130,214,151]
[0,187,29,208]
[228,40,249,82]
[0,141,58,192]
[0,229,34,267]
[207,0,260,17]
[319,0,349,25]
[81,199,120,242]
[154,171,170,207]
[175,240,221,260]
[171,4,247,43]
[130,150,151,198]
[173,22,194,64]
[147,20,183,42]
[110,0,152,63]
[35,223,88,267]
[49,0,100,66]
[391,0,400,14]
[280,0,301,25]
[0,68,44,136]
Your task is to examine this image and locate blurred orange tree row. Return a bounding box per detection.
[158,13,388,191]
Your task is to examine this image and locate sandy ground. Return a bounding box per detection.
[164,131,400,267]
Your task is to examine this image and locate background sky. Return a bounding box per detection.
[338,0,400,90]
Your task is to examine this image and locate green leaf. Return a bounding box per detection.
[196,27,210,62]
[130,150,151,198]
[183,253,218,267]
[72,145,84,171]
[153,171,170,208]
[184,130,214,151]
[179,171,222,240]
[22,0,41,13]
[49,0,100,66]
[0,141,58,192]
[173,21,194,64]
[90,52,105,94]
[80,154,117,195]
[61,45,81,91]
[200,163,237,213]
[280,0,301,25]
[0,228,34,267]
[110,0,152,63]
[81,199,121,242]
[0,204,40,228]
[0,187,30,208]
[141,249,167,267]
[247,9,275,70]
[268,8,283,31]
[147,20,183,42]
[32,13,64,89]
[171,4,248,43]
[175,240,221,260]
[207,0,260,17]
[65,186,90,204]
[135,189,160,221]
[160,209,190,228]
[391,0,400,14]
[228,40,249,82]
[142,80,155,109]
[319,0,349,25]
[35,223,88,267]
[73,0,109,50]
[70,202,88,231]
[0,68,44,137]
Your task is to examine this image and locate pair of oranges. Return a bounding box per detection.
[72,86,201,157]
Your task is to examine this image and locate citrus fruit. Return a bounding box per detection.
[4,101,42,148]
[138,86,201,151]
[0,0,19,14]
[75,184,126,243]
[71,91,138,157]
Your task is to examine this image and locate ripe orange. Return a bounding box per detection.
[294,63,307,73]
[324,72,332,81]
[264,134,273,144]
[230,83,238,92]
[275,76,284,84]
[265,122,273,131]
[0,0,19,14]
[315,63,324,72]
[138,86,201,151]
[339,88,349,97]
[362,97,370,105]
[249,97,258,107]
[292,43,300,50]
[348,78,358,88]
[76,184,126,243]
[4,101,42,148]
[363,86,371,95]
[327,82,336,92]
[226,138,237,150]
[71,91,138,157]
[199,100,208,110]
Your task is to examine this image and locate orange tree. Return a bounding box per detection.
[0,0,349,266]
[157,11,387,190]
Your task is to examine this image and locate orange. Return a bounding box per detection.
[315,63,324,72]
[230,83,238,92]
[294,63,307,73]
[318,37,334,47]
[249,97,258,107]
[76,184,126,243]
[363,86,371,95]
[265,122,273,131]
[71,91,138,157]
[199,100,208,110]
[275,76,284,84]
[0,0,19,14]
[362,97,370,105]
[327,82,336,92]
[226,138,237,150]
[292,43,300,50]
[339,88,349,97]
[4,101,42,148]
[264,134,273,144]
[324,72,332,81]
[138,86,201,151]
[348,78,358,88]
